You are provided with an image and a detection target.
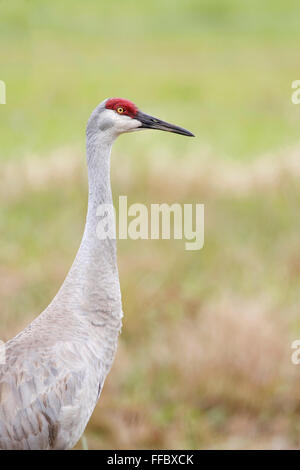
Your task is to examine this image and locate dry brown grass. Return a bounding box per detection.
[2,145,300,449]
[2,143,300,201]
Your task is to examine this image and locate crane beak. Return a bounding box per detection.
[136,111,195,137]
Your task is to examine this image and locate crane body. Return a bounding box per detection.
[0,98,193,449]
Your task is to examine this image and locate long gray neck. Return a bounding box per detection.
[50,131,123,326]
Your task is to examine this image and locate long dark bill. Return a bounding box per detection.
[136,111,195,137]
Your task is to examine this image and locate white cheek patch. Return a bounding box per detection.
[115,115,141,132]
[97,109,141,133]
[126,118,141,130]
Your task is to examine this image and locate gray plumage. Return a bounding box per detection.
[0,98,193,449]
[0,100,124,449]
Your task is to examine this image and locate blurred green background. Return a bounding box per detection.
[1,0,300,449]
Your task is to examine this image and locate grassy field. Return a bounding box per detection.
[1,0,300,449]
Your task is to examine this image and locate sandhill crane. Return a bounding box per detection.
[0,98,194,450]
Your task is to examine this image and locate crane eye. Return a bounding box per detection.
[117,107,124,114]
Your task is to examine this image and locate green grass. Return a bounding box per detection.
[1,0,300,160]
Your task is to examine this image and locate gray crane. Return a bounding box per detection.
[0,98,194,450]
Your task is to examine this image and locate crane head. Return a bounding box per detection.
[87,98,194,138]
